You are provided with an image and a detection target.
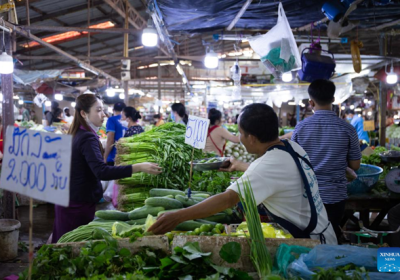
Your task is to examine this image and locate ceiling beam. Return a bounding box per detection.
[18,25,141,35]
[28,5,66,26]
[226,0,252,31]
[19,0,105,25]
[5,21,119,83]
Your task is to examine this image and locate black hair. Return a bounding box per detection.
[345,109,355,115]
[239,103,279,143]
[235,114,239,125]
[123,106,141,122]
[154,114,161,119]
[208,108,222,125]
[308,79,336,106]
[171,103,188,124]
[51,101,59,110]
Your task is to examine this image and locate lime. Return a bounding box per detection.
[179,232,185,236]
[199,232,207,236]
[200,224,209,233]
[211,228,221,235]
[165,232,174,242]
[186,231,193,236]
[217,224,225,232]
[194,228,201,235]
[206,232,213,236]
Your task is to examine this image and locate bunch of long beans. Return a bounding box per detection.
[116,123,204,190]
[237,177,273,279]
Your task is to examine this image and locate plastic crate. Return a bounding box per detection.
[347,164,383,195]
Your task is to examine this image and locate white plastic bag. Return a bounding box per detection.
[103,180,114,202]
[249,3,301,77]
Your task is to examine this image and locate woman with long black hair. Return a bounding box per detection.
[171,103,188,125]
[51,94,162,243]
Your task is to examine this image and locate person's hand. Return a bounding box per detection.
[219,156,249,172]
[148,211,182,235]
[346,167,357,182]
[134,162,162,175]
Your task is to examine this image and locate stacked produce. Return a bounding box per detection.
[224,142,256,163]
[115,123,204,211]
[225,124,239,134]
[191,170,242,194]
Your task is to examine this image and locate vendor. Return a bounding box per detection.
[52,94,162,243]
[204,108,240,156]
[154,114,165,127]
[291,80,361,243]
[171,103,188,125]
[63,107,74,124]
[345,109,370,143]
[149,103,337,245]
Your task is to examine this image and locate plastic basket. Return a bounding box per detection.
[347,164,383,195]
[284,129,295,134]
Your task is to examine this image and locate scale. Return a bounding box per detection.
[381,151,400,193]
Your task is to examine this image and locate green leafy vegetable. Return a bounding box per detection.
[219,242,242,264]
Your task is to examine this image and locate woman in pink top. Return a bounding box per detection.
[204,109,240,156]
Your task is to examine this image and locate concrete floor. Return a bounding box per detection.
[0,202,114,279]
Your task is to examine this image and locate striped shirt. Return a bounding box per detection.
[291,110,361,204]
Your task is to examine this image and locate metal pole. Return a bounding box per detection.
[87,0,91,63]
[379,34,387,147]
[18,25,140,34]
[1,31,15,219]
[226,0,252,31]
[123,0,129,105]
[158,61,161,113]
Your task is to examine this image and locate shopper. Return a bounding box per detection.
[154,114,165,127]
[21,105,30,122]
[345,109,370,143]
[63,107,74,124]
[46,102,63,126]
[204,108,240,156]
[104,102,126,166]
[291,79,361,243]
[122,106,144,137]
[149,103,337,245]
[171,103,188,125]
[52,94,161,243]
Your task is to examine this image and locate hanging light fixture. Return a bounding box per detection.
[204,47,219,69]
[282,72,293,83]
[71,102,76,108]
[45,101,52,107]
[142,19,158,47]
[106,88,115,97]
[18,99,23,105]
[119,93,125,99]
[54,93,63,101]
[386,61,398,85]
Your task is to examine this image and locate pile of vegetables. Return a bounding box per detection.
[225,124,239,134]
[361,146,400,180]
[224,142,256,163]
[116,123,204,189]
[191,170,242,194]
[23,236,251,279]
[386,125,400,139]
[115,123,205,211]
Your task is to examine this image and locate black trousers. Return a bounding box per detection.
[388,203,400,247]
[324,200,346,244]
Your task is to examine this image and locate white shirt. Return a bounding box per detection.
[64,115,74,124]
[228,140,337,245]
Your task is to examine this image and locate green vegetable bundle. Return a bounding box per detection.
[116,123,204,189]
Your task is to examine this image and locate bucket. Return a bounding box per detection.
[0,219,21,261]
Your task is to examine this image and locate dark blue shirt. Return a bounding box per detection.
[106,115,125,163]
[124,125,144,138]
[292,110,361,204]
[70,128,132,203]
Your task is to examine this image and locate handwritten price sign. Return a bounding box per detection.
[185,115,210,149]
[0,126,72,207]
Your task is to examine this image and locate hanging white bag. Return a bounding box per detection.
[248,3,301,78]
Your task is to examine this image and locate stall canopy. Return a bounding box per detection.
[157,0,400,32]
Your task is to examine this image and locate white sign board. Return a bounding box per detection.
[185,115,210,149]
[0,126,72,207]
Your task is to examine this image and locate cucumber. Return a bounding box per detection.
[163,195,174,199]
[192,196,206,202]
[95,210,129,221]
[157,209,181,217]
[201,213,229,223]
[128,206,165,220]
[195,219,217,225]
[175,195,200,207]
[175,220,208,231]
[92,227,112,240]
[126,218,147,225]
[92,219,118,223]
[149,189,185,197]
[192,193,210,199]
[145,197,183,210]
[222,208,233,215]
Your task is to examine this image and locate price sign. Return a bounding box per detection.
[0,126,72,206]
[185,115,210,149]
[364,120,375,131]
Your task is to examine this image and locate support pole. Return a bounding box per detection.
[123,0,129,105]
[1,30,15,219]
[379,34,387,147]
[87,0,91,62]
[158,61,161,113]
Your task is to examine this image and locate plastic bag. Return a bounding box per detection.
[249,3,301,77]
[273,243,312,278]
[287,245,400,280]
[103,180,114,202]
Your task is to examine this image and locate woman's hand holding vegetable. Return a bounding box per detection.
[219,156,249,172]
[148,211,182,234]
[132,163,162,175]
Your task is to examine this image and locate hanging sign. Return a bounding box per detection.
[363,120,375,132]
[0,126,72,207]
[185,115,210,149]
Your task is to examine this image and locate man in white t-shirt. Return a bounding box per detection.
[149,103,337,245]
